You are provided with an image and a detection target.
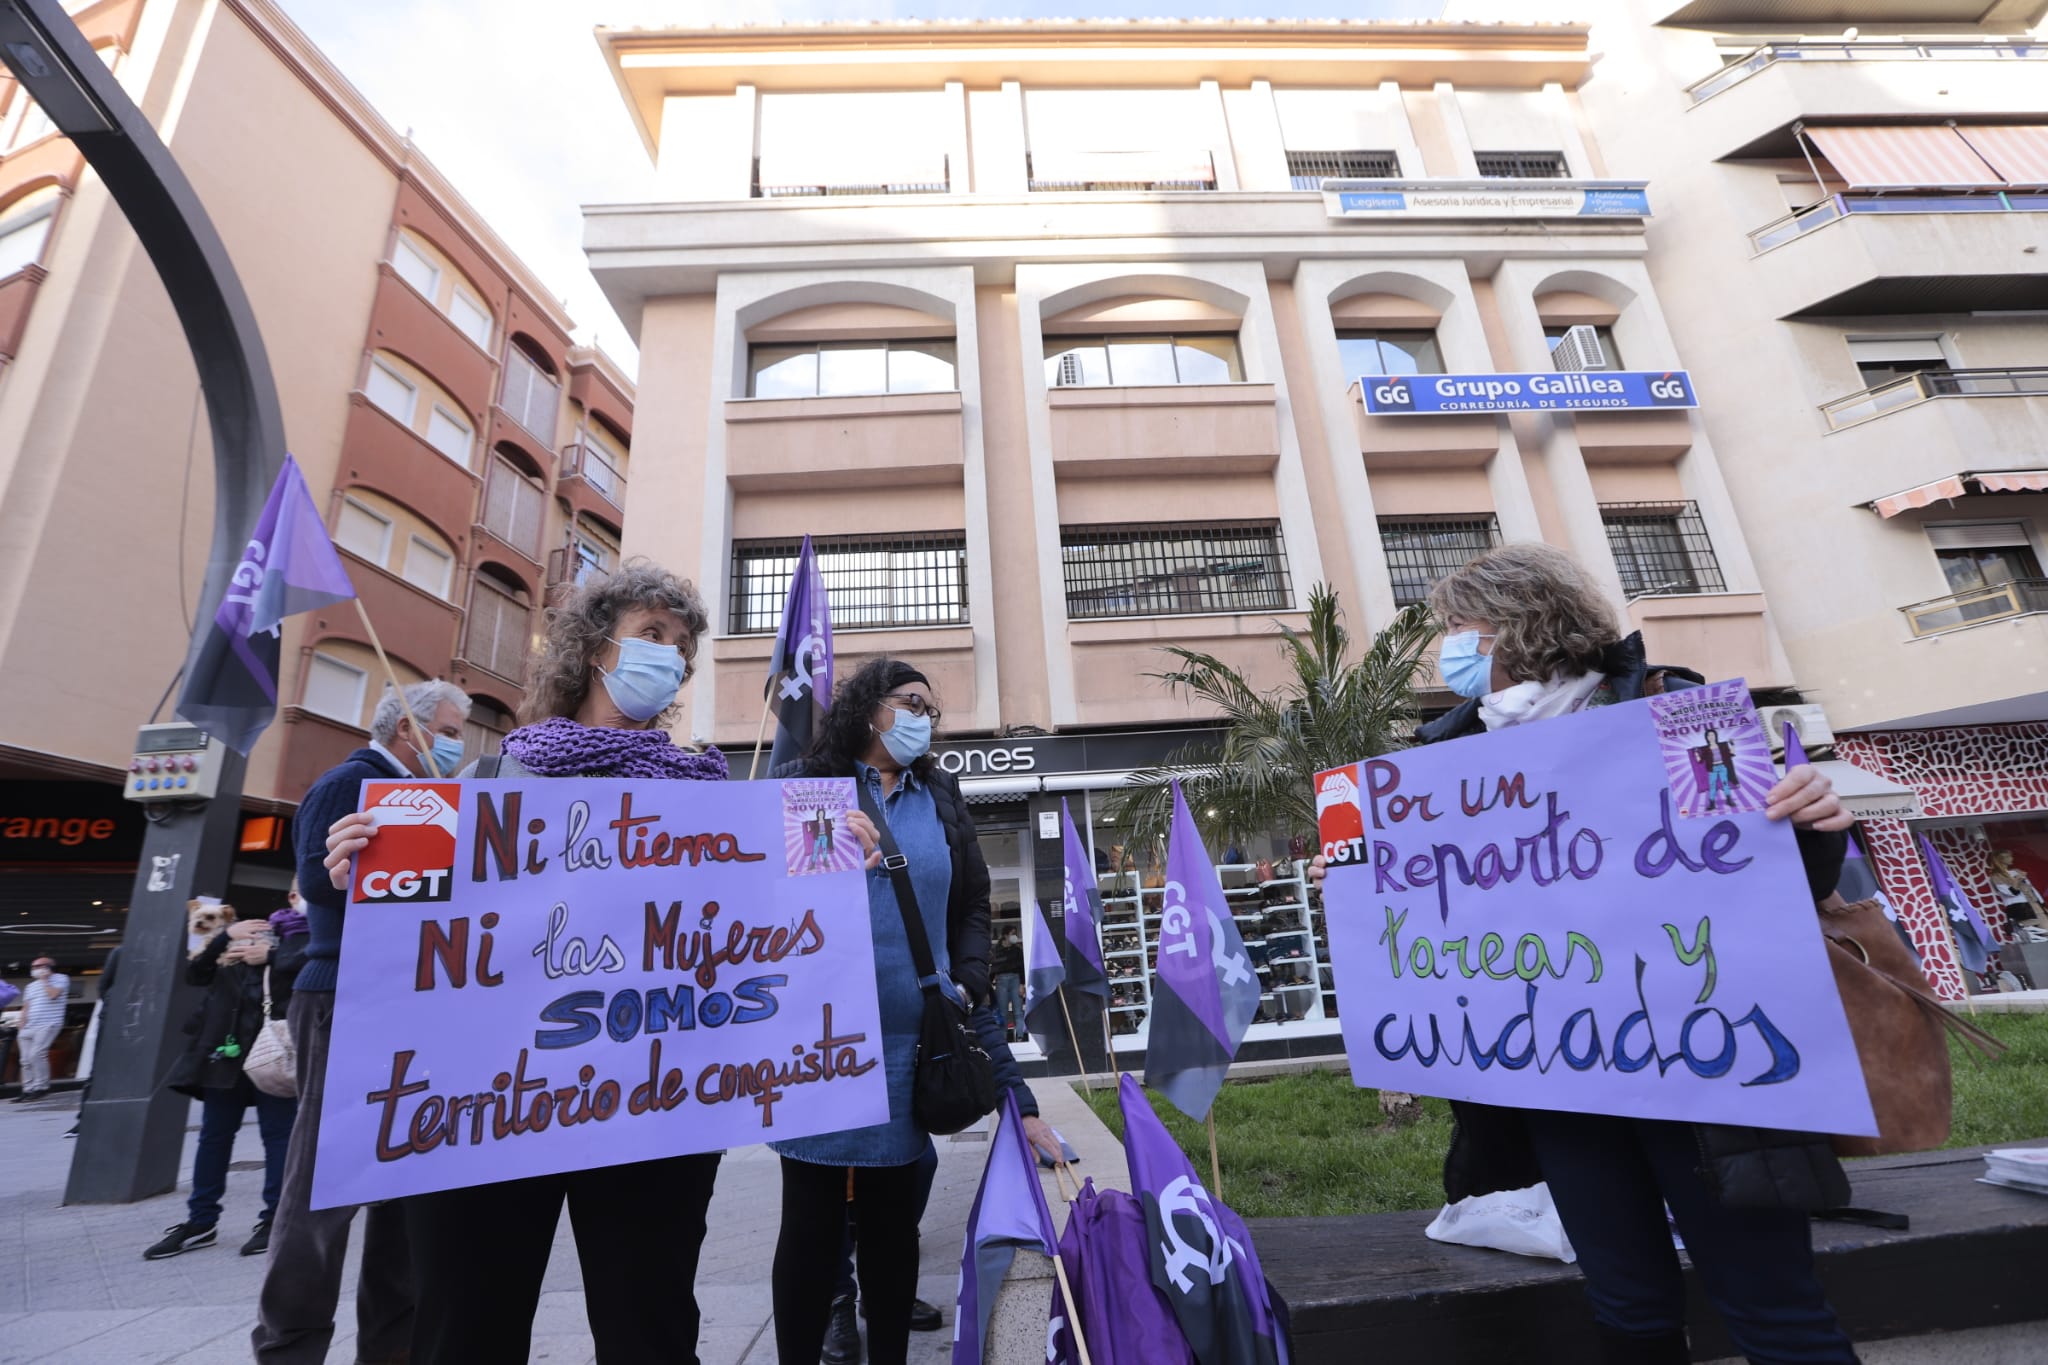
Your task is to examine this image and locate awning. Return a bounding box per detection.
[1956,125,2048,187]
[1805,125,2002,188]
[1868,470,2048,517]
[1814,759,1923,821]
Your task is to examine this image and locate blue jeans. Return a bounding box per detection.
[1524,1110,1855,1363]
[993,974,1025,1036]
[189,1077,297,1229]
[836,1139,939,1301]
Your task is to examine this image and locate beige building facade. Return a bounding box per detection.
[0,0,633,998]
[589,19,1810,1064]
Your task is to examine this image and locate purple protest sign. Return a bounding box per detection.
[1315,682,1876,1136]
[313,775,886,1209]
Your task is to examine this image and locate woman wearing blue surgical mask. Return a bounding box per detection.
[766,657,994,1365]
[317,560,820,1365]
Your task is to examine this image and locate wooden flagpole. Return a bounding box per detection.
[1055,986,1093,1096]
[1206,1111,1223,1198]
[745,686,776,782]
[1101,1011,1120,1079]
[1050,1256,1096,1365]
[354,599,441,776]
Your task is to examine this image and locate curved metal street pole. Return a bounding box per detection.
[0,0,286,1201]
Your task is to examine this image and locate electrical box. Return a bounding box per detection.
[125,723,227,803]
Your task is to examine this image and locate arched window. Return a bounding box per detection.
[365,350,476,469]
[502,334,561,445]
[480,444,547,559]
[331,488,458,599]
[390,228,494,349]
[464,564,533,684]
[463,694,515,758]
[0,189,58,278]
[1041,295,1244,388]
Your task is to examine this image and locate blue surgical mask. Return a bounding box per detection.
[600,637,689,722]
[876,709,932,765]
[1439,631,1498,700]
[429,735,466,776]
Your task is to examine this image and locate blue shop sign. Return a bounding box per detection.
[1360,370,1699,415]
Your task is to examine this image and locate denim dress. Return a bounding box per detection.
[771,764,956,1168]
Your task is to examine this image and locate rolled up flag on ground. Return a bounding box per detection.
[1118,1075,1290,1365]
[177,455,356,753]
[1055,1175,1193,1365]
[1144,783,1260,1122]
[765,534,834,774]
[1023,894,1068,1053]
[953,1091,1061,1365]
[1061,799,1110,1001]
[1921,834,1991,976]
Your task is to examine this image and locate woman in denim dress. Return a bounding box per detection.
[770,658,993,1365]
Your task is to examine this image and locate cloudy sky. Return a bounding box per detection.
[276,0,1442,376]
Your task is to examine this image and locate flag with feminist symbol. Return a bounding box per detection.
[766,534,834,774]
[1144,783,1260,1122]
[1022,895,1069,1054]
[1060,799,1110,1002]
[1922,834,1992,976]
[952,1091,1060,1365]
[178,455,356,753]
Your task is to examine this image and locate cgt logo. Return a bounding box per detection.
[1368,380,1414,412]
[1314,765,1364,863]
[1648,374,1693,405]
[351,782,460,905]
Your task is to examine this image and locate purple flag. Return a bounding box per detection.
[953,1091,1060,1365]
[1059,1176,1195,1365]
[766,535,835,774]
[1921,835,1992,975]
[1060,800,1109,1001]
[1144,783,1259,1122]
[1023,895,1068,1052]
[1118,1075,1289,1365]
[1782,721,1810,770]
[1839,835,1919,959]
[177,455,356,754]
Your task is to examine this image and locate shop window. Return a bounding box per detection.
[303,652,368,724]
[1286,149,1400,190]
[1043,334,1244,388]
[730,533,968,633]
[0,190,58,278]
[1600,501,1727,597]
[1544,325,1622,371]
[1060,521,1290,620]
[1927,522,2043,595]
[1476,150,1569,179]
[334,496,393,563]
[746,339,958,398]
[1379,516,1501,609]
[1338,330,1444,380]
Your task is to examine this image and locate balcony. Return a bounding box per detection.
[706,625,977,743]
[1901,578,2048,637]
[724,391,964,492]
[1050,384,1279,478]
[369,266,494,417]
[325,552,464,679]
[1026,150,1216,193]
[337,396,479,551]
[1686,42,2048,157]
[1748,196,2048,317]
[558,441,626,528]
[1821,368,2048,431]
[1347,382,1498,469]
[1626,593,1787,688]
[754,154,951,198]
[1657,0,2047,27]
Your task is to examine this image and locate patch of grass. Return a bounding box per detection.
[1078,1014,2048,1218]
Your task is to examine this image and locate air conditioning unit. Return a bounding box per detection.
[1551,324,1609,372]
[1763,704,1835,753]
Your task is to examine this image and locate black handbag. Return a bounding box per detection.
[857,781,997,1135]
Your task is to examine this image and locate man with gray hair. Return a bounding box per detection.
[252,679,469,1362]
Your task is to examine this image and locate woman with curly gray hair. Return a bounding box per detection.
[320,560,749,1364]
[1419,542,1859,1364]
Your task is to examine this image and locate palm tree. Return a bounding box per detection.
[1111,584,1436,856]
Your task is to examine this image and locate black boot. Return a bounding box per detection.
[821,1294,862,1365]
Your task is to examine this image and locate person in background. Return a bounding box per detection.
[1309,543,1855,1365]
[771,658,993,1365]
[991,927,1025,1040]
[64,942,121,1139]
[821,1006,1065,1364]
[323,563,763,1365]
[253,679,470,1363]
[146,895,307,1260]
[13,955,67,1102]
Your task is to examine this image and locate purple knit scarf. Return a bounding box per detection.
[501,715,729,782]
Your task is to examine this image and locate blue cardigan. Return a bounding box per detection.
[292,746,405,993]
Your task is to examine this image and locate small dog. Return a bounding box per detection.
[186,899,235,957]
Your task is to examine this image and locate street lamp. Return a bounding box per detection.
[0,0,285,1202]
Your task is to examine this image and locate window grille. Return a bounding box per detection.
[1286,149,1400,190]
[1378,517,1502,608]
[1060,521,1291,620]
[1474,151,1570,179]
[730,533,969,634]
[1600,502,1727,596]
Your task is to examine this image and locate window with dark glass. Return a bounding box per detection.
[746,340,957,398]
[1060,521,1290,619]
[731,534,968,633]
[1929,523,2043,594]
[1544,324,1623,370]
[1043,335,1244,388]
[1378,516,1502,608]
[1338,330,1445,381]
[1475,151,1570,179]
[1847,338,1952,390]
[1600,502,1727,597]
[1286,150,1400,190]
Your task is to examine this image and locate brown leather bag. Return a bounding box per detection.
[1818,893,2004,1157]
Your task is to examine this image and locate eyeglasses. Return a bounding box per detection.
[883,693,941,725]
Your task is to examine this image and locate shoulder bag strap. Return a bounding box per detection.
[477,754,503,778]
[855,778,942,985]
[260,964,273,1016]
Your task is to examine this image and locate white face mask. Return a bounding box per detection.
[32,966,51,978]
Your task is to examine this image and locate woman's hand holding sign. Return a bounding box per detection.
[1765,765,1851,832]
[846,810,882,870]
[324,811,377,891]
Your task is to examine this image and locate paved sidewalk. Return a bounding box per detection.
[0,1090,987,1364]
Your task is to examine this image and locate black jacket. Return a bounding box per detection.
[774,757,994,1005]
[293,746,407,993]
[169,929,308,1097]
[1433,633,1852,1213]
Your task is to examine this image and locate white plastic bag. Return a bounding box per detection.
[1424,1182,1577,1263]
